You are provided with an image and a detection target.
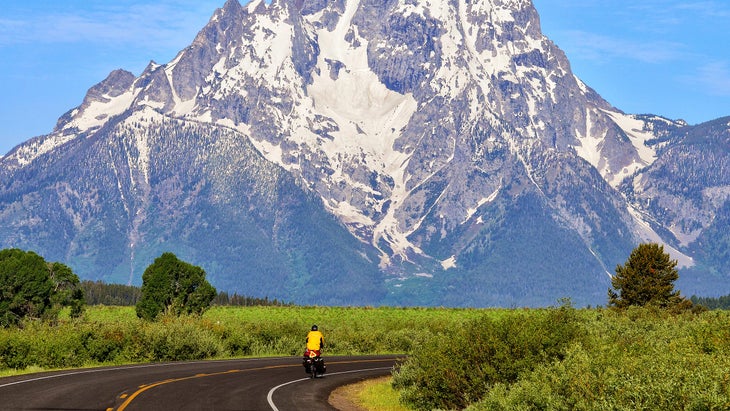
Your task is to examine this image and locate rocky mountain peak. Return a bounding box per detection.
[1,0,728,306]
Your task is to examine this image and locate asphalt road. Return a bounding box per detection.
[0,355,402,411]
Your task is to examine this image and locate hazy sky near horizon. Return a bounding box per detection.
[1,0,728,155]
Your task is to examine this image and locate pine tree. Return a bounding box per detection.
[608,243,688,309]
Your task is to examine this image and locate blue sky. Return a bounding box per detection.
[1,0,728,155]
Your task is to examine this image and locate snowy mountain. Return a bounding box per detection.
[1,0,729,306]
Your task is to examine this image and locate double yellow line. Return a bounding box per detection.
[110,363,295,411]
[109,358,393,411]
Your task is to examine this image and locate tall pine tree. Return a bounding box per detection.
[608,243,689,309]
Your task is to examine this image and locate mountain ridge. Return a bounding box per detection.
[2,0,728,306]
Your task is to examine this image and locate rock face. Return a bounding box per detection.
[1,0,729,306]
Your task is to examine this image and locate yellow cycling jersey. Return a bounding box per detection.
[306,330,324,351]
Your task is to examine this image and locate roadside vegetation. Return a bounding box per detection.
[392,306,730,410]
[391,244,729,410]
[3,304,729,410]
[2,244,730,409]
[0,305,484,371]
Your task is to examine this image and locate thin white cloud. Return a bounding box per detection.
[694,61,730,96]
[558,30,685,64]
[672,1,730,18]
[626,0,730,32]
[0,1,221,50]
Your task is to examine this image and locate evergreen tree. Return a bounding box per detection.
[136,252,217,320]
[608,243,689,309]
[0,249,85,327]
[691,294,730,310]
[81,281,142,306]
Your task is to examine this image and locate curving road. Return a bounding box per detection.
[0,355,402,410]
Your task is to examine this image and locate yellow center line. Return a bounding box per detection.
[111,358,395,411]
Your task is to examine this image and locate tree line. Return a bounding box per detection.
[82,281,142,306]
[82,281,289,307]
[690,294,730,310]
[2,249,290,328]
[2,243,728,329]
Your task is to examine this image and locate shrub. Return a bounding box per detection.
[130,315,224,362]
[468,308,730,410]
[0,333,35,369]
[392,304,583,410]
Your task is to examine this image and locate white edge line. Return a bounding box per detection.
[267,366,393,411]
[0,357,273,389]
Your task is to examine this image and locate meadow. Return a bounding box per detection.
[2,305,730,410]
[0,305,486,372]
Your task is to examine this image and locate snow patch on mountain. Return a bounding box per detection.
[572,108,661,188]
[603,109,657,183]
[463,185,501,224]
[9,133,77,167]
[441,255,457,270]
[166,52,197,116]
[126,108,155,184]
[573,108,609,177]
[64,89,136,134]
[303,0,426,264]
[246,0,264,14]
[627,205,694,268]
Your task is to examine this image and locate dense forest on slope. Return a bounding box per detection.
[80,281,289,307]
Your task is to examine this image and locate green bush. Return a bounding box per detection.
[392,304,584,410]
[0,249,85,327]
[0,333,35,369]
[219,328,255,357]
[458,308,730,411]
[136,253,216,321]
[0,322,91,369]
[471,343,730,410]
[130,315,224,362]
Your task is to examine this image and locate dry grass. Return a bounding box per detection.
[329,376,408,411]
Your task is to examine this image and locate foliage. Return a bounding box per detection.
[48,262,85,319]
[0,249,85,327]
[392,303,584,410]
[82,280,290,307]
[467,309,730,411]
[608,243,691,310]
[81,281,141,306]
[211,292,292,307]
[135,253,216,321]
[388,305,730,411]
[0,305,483,371]
[2,305,730,410]
[0,314,223,368]
[691,293,730,310]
